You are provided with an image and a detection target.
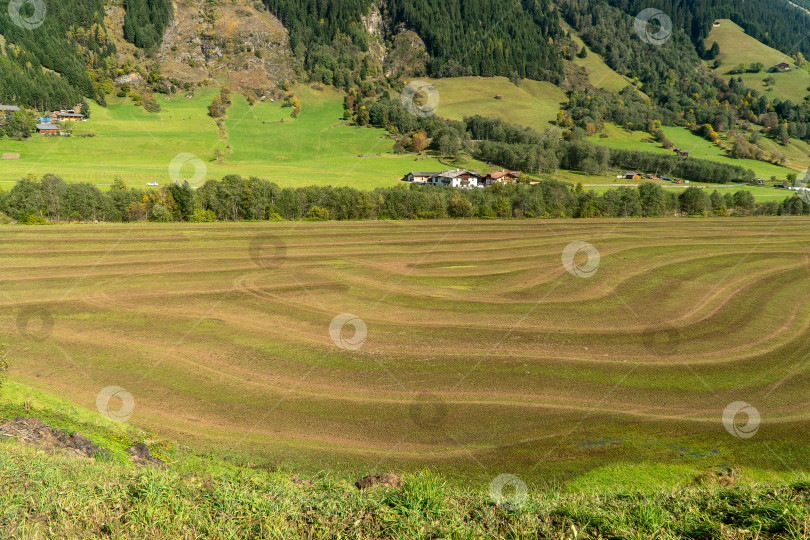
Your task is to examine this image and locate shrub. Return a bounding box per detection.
[149,204,174,222]
[190,209,216,222]
[305,206,329,221]
[24,214,48,225]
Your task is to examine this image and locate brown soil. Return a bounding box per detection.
[0,417,106,459]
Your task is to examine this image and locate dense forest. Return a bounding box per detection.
[0,0,114,109]
[122,0,173,51]
[602,0,810,58]
[262,0,372,80]
[263,0,563,83]
[0,174,803,224]
[386,0,563,81]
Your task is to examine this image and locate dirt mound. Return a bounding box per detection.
[0,417,107,459]
[355,473,402,490]
[124,442,165,466]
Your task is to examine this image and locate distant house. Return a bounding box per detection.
[404,171,442,184]
[0,105,21,112]
[494,94,503,100]
[775,63,791,72]
[429,170,482,189]
[483,170,520,186]
[677,150,689,157]
[404,169,518,188]
[54,110,85,121]
[751,178,765,185]
[624,172,641,180]
[36,123,60,135]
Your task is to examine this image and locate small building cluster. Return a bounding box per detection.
[403,169,521,188]
[0,103,86,137]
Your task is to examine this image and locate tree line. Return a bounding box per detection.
[1,174,806,225]
[357,89,756,182]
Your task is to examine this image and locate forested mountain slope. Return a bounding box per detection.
[0,0,113,109]
[602,0,810,58]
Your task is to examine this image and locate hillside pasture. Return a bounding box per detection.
[705,19,810,103]
[3,220,810,484]
[590,123,795,179]
[424,76,566,133]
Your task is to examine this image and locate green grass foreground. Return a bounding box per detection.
[2,439,810,539]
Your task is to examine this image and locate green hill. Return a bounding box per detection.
[424,76,565,132]
[591,123,795,179]
[705,19,810,103]
[560,21,633,93]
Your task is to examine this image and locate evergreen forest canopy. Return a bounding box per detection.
[386,0,563,81]
[262,0,564,83]
[122,0,174,51]
[0,0,170,110]
[0,0,113,110]
[601,0,810,59]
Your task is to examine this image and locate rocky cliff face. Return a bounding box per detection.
[157,0,295,95]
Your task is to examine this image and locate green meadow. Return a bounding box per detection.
[0,86,492,189]
[590,123,796,179]
[423,76,566,133]
[705,19,810,103]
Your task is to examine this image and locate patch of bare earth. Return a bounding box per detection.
[0,417,106,459]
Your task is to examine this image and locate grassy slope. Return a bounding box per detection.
[424,76,566,132]
[1,379,809,539]
[705,19,810,103]
[4,220,810,486]
[590,123,795,179]
[0,86,493,189]
[560,21,634,93]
